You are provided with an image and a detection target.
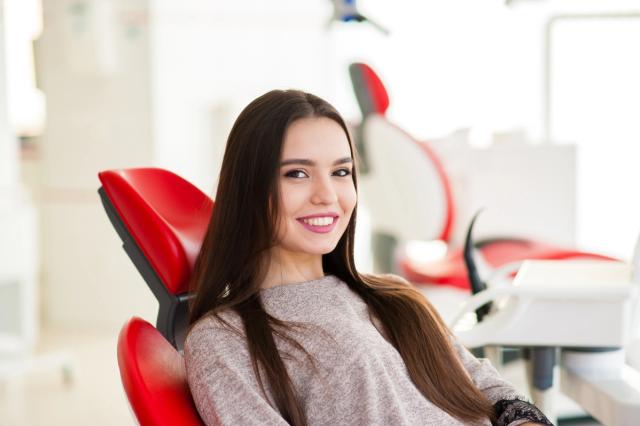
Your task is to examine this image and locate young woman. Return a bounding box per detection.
[185,90,552,426]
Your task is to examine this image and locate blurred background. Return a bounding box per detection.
[1,0,640,424]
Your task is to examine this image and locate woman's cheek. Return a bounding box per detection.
[343,186,357,210]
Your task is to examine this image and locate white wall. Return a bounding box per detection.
[325,0,549,138]
[552,15,640,259]
[0,0,17,188]
[149,0,333,194]
[1,0,39,352]
[35,0,157,330]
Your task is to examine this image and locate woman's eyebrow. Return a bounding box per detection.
[280,157,353,167]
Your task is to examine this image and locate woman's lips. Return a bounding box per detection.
[296,217,338,234]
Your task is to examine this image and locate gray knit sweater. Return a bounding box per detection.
[185,275,544,426]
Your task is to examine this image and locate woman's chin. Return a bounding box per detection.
[305,243,339,256]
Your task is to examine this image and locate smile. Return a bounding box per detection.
[297,216,338,234]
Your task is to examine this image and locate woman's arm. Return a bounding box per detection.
[451,338,553,426]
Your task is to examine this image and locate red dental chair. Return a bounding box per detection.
[348,62,614,291]
[99,168,211,425]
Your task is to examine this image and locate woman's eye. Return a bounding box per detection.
[333,168,352,177]
[284,170,308,178]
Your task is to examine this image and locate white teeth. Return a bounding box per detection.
[302,217,334,226]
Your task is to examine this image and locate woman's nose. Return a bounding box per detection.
[311,176,338,204]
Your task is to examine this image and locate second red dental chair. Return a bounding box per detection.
[348,62,614,291]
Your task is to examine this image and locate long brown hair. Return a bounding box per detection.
[189,89,495,424]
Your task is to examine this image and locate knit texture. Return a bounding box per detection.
[185,275,533,425]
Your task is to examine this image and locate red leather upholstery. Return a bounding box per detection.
[118,317,204,426]
[98,169,213,295]
[352,62,390,115]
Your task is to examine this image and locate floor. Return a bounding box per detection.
[0,327,133,425]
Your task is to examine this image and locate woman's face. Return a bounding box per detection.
[274,116,357,258]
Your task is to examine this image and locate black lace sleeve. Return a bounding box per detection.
[492,398,554,426]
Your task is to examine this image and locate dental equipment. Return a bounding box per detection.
[453,239,640,425]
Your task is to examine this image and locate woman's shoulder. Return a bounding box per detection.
[185,309,246,357]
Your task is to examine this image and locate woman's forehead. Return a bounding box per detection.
[281,117,352,159]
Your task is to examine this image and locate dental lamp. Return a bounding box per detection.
[328,0,389,35]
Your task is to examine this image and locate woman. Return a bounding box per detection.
[185,89,551,426]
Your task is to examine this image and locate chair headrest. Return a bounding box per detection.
[349,62,390,117]
[359,116,454,243]
[118,317,204,425]
[98,168,213,295]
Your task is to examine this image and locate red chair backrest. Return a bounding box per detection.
[98,168,213,295]
[348,63,455,243]
[118,317,204,426]
[349,62,390,116]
